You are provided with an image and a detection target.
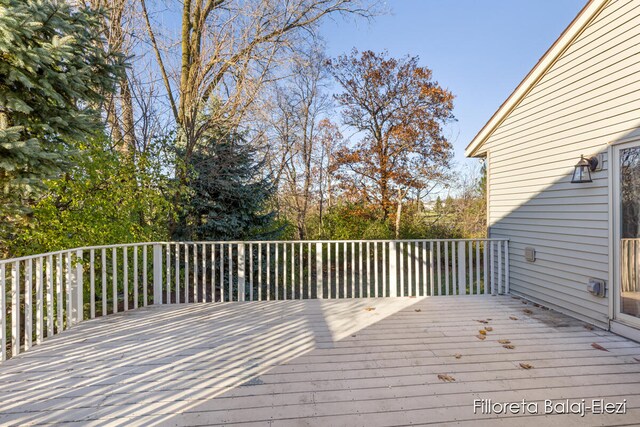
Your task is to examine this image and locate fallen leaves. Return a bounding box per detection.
[498,339,511,344]
[591,343,608,352]
[509,316,518,321]
[503,344,515,349]
[364,307,375,312]
[454,353,462,359]
[634,357,640,363]
[475,319,489,324]
[476,334,486,340]
[484,326,493,332]
[523,309,533,315]
[414,309,422,312]
[437,374,456,382]
[519,363,534,369]
[583,324,594,331]
[478,330,487,335]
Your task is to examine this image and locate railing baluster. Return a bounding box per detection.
[214,244,216,302]
[184,244,189,303]
[266,243,270,301]
[220,244,224,302]
[483,241,489,295]
[334,242,339,299]
[194,244,198,303]
[366,242,371,298]
[143,246,148,306]
[489,240,497,295]
[351,242,355,298]
[382,242,387,298]
[124,247,128,311]
[498,240,503,294]
[307,242,311,299]
[238,244,245,302]
[90,250,95,318]
[258,243,263,301]
[315,243,322,299]
[422,242,427,296]
[436,242,442,296]
[429,242,434,296]
[56,255,63,332]
[133,246,138,309]
[299,243,303,300]
[11,261,19,356]
[249,243,254,301]
[476,241,480,295]
[228,244,233,301]
[505,241,510,293]
[407,242,412,297]
[46,255,53,336]
[389,242,397,297]
[175,244,180,303]
[468,242,473,295]
[201,243,206,303]
[0,264,5,361]
[112,248,117,314]
[165,244,170,304]
[101,249,107,315]
[25,259,32,350]
[374,242,379,298]
[75,250,83,323]
[444,242,449,296]
[358,242,363,297]
[36,257,43,344]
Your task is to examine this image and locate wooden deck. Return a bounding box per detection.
[0,296,639,426]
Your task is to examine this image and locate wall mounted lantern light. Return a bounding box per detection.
[571,155,599,183]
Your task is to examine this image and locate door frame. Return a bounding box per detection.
[611,139,640,329]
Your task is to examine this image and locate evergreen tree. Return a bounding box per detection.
[0,0,124,234]
[177,133,276,241]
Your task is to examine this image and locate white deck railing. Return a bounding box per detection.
[0,238,509,362]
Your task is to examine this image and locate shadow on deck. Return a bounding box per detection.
[0,296,639,426]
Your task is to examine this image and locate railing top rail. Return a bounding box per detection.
[0,238,509,265]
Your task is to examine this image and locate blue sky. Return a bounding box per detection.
[320,0,587,169]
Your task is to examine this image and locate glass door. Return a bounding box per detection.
[615,142,640,326]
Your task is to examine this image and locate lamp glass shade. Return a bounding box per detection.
[571,156,593,183]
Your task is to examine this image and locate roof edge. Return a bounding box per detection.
[465,0,609,158]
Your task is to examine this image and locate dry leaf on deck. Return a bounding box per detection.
[633,357,640,363]
[498,339,511,344]
[437,374,456,382]
[476,334,486,340]
[519,363,533,369]
[591,343,608,352]
[364,307,376,312]
[476,319,489,324]
[454,354,462,359]
[485,326,493,332]
[523,309,533,314]
[414,309,422,312]
[503,344,515,349]
[583,324,594,331]
[509,316,518,320]
[478,330,487,335]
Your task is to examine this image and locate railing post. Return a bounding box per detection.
[238,244,245,302]
[315,243,323,299]
[457,241,466,295]
[505,241,510,294]
[390,242,397,297]
[153,244,163,305]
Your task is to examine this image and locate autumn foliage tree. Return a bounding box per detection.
[328,49,454,237]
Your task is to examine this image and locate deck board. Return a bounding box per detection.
[0,296,639,426]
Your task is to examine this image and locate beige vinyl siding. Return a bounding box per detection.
[484,0,640,326]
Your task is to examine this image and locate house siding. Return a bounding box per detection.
[484,0,640,326]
